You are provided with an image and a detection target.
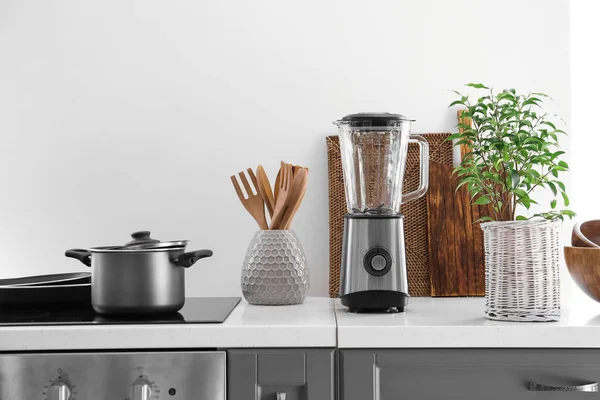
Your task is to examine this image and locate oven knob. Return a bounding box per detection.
[47,382,72,400]
[132,381,153,400]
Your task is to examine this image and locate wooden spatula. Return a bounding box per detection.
[269,162,293,230]
[256,165,275,219]
[274,162,283,203]
[280,168,308,230]
[231,168,269,230]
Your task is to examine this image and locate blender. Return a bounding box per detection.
[334,113,429,313]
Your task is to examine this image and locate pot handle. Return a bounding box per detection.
[65,249,92,267]
[174,249,213,268]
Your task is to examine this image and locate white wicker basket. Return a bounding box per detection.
[480,219,561,322]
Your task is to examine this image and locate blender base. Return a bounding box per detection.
[341,290,408,314]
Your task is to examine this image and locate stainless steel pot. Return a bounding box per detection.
[65,231,212,316]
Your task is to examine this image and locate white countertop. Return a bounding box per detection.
[335,297,600,348]
[4,297,600,351]
[0,297,337,351]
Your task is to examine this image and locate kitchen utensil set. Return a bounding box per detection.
[231,162,308,230]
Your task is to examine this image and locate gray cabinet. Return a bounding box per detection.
[227,348,335,400]
[340,349,600,400]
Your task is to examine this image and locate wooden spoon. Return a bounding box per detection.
[274,162,282,203]
[256,165,275,219]
[280,168,308,230]
[231,168,269,230]
[269,163,293,230]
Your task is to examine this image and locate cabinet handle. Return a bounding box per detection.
[528,381,598,392]
[276,392,286,400]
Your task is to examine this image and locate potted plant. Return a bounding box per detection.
[449,83,574,322]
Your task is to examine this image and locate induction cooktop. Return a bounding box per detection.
[0,297,241,326]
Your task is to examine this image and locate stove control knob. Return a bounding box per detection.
[47,382,72,400]
[133,381,153,400]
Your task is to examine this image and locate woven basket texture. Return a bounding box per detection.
[481,219,561,322]
[326,133,452,297]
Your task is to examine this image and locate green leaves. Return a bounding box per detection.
[510,169,520,189]
[562,191,570,207]
[473,196,491,205]
[466,83,489,89]
[558,160,569,169]
[547,181,557,197]
[448,83,574,221]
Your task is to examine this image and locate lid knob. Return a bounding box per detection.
[125,231,161,248]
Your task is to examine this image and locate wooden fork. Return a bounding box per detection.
[269,162,293,230]
[231,168,269,230]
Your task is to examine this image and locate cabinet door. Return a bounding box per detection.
[340,349,600,400]
[228,348,335,400]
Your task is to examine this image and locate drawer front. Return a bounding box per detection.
[228,348,335,400]
[340,349,600,400]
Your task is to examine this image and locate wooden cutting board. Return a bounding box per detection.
[427,161,490,297]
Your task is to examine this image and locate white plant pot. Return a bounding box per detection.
[480,219,561,322]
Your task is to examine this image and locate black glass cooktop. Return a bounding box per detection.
[0,297,241,326]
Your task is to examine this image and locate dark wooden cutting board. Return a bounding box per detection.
[427,161,489,297]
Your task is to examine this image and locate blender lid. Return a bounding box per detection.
[336,112,414,127]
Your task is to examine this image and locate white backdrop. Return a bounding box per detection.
[569,0,600,311]
[0,0,570,298]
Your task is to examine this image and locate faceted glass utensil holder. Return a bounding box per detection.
[241,230,309,305]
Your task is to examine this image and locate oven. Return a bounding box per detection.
[0,351,225,400]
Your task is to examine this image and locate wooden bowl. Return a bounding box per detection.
[572,221,600,248]
[565,246,600,302]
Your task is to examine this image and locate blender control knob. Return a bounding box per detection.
[132,381,153,400]
[370,254,387,271]
[363,247,392,276]
[47,382,72,400]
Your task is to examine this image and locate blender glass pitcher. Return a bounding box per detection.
[334,113,429,214]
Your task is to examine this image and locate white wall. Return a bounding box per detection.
[0,0,570,298]
[569,0,600,310]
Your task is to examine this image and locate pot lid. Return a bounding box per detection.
[122,231,188,249]
[335,112,414,127]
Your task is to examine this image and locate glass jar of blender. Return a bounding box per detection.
[334,112,429,214]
